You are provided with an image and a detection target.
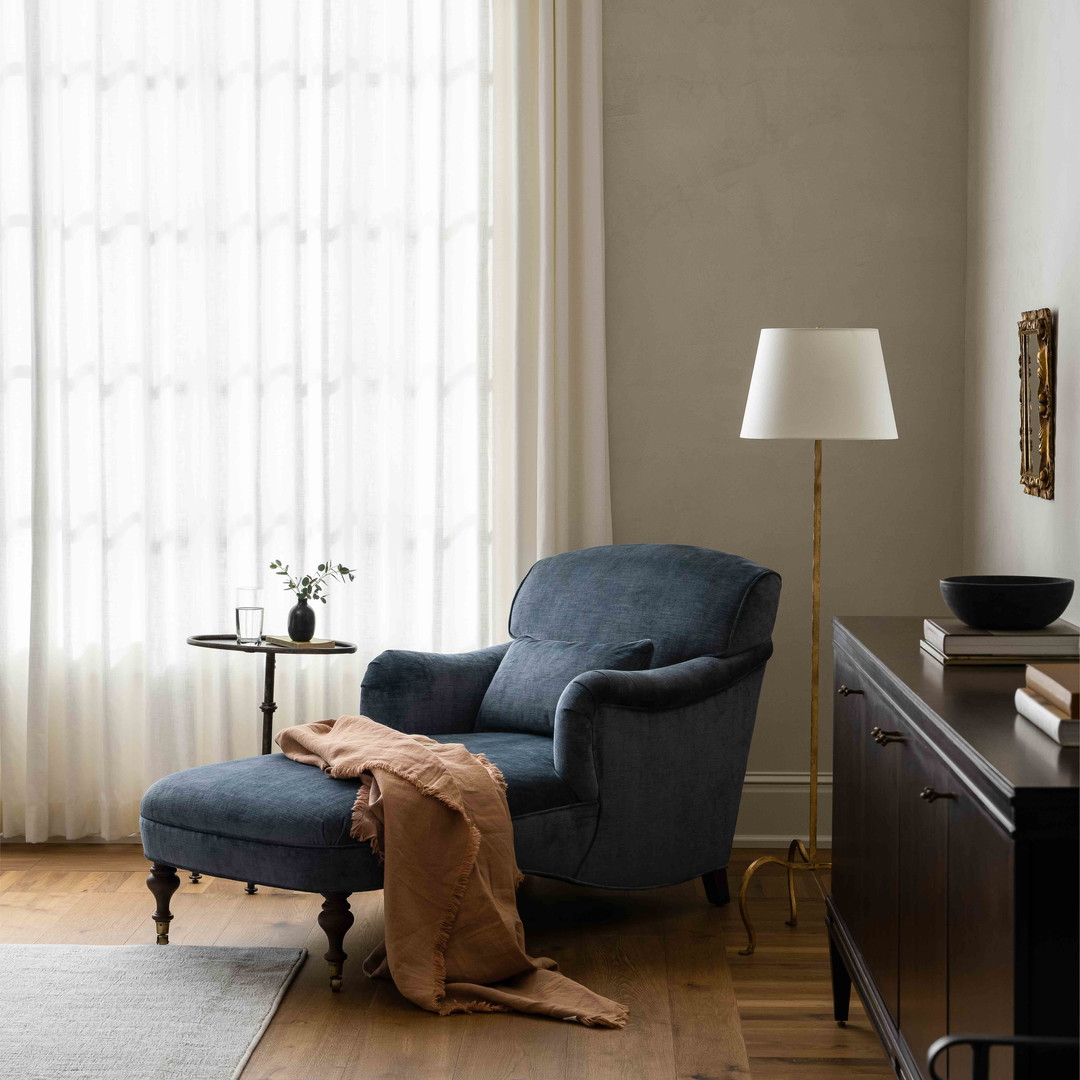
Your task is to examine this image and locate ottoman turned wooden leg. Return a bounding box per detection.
[147,863,181,944]
[318,893,354,992]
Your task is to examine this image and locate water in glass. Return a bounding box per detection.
[236,586,264,645]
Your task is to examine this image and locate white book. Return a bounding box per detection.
[937,642,1078,657]
[1015,687,1080,747]
[920,640,1071,667]
[924,617,1079,656]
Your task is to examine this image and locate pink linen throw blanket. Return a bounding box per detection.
[275,714,627,1027]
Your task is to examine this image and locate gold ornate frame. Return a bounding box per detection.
[1018,308,1055,499]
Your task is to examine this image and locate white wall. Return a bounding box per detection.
[602,0,970,843]
[965,0,1080,619]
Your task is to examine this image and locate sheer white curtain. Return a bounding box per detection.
[1,0,494,841]
[0,0,609,842]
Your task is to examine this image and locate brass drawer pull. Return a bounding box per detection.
[919,786,956,803]
[838,684,864,697]
[871,726,906,746]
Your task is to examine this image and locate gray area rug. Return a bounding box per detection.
[0,944,306,1080]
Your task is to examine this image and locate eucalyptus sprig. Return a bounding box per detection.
[269,558,355,604]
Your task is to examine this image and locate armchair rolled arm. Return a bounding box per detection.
[360,642,510,735]
[553,643,773,803]
[559,642,773,715]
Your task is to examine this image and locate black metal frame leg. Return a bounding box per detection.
[260,652,277,755]
[241,651,279,896]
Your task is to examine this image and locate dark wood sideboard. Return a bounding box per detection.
[829,617,1079,1080]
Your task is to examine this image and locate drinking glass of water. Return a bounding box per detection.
[235,586,264,645]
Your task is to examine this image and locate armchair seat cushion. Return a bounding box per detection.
[428,731,580,816]
[140,732,582,892]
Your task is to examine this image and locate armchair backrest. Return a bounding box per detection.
[509,543,781,669]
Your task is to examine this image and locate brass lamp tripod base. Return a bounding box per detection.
[737,840,831,955]
[738,440,831,955]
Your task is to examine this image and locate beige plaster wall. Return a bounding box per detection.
[602,0,970,841]
[965,0,1080,622]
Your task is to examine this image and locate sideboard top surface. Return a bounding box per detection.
[834,616,1079,794]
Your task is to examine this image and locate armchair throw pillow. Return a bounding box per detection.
[475,636,654,737]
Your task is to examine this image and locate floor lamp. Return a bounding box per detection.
[736,328,897,955]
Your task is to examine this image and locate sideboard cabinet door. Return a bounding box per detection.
[831,654,865,918]
[948,792,1015,1080]
[897,732,951,1079]
[832,656,902,1022]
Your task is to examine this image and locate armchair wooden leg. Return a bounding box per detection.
[702,867,730,906]
[318,893,354,993]
[147,863,181,944]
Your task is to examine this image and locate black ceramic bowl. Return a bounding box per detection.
[939,575,1075,631]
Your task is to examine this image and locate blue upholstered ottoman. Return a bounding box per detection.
[141,731,582,890]
[141,754,384,894]
[139,731,592,988]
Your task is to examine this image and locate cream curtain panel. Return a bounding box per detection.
[0,0,609,842]
[491,0,611,617]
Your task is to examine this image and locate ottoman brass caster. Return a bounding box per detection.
[319,893,354,994]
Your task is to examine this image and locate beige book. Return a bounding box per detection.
[1026,662,1080,718]
[265,635,335,649]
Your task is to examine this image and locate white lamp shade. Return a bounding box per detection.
[740,328,898,440]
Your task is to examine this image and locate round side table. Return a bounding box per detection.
[186,634,358,892]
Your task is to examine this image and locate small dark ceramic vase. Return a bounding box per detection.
[288,598,316,643]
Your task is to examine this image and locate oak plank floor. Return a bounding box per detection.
[0,844,892,1079]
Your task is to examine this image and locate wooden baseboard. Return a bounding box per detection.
[734,770,833,845]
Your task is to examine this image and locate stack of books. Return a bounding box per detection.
[920,617,1079,666]
[1015,663,1080,746]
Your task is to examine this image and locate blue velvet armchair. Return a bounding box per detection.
[140,543,781,989]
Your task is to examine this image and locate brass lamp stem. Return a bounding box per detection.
[738,439,831,955]
[809,437,821,859]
